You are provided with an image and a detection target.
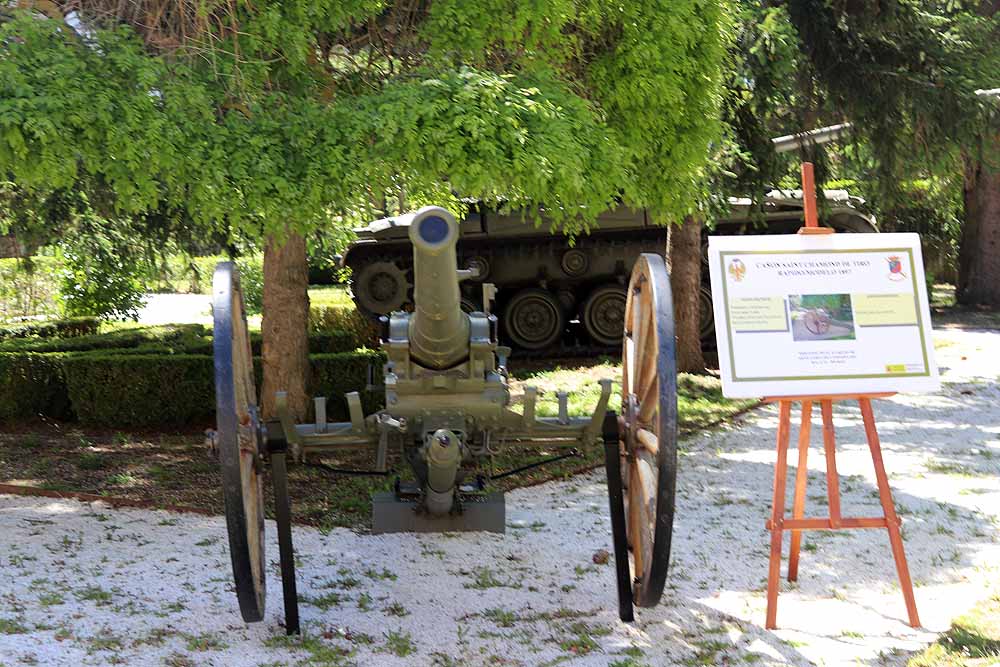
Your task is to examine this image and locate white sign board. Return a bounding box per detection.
[707,233,940,398]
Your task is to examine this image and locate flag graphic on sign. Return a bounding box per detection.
[887,256,907,281]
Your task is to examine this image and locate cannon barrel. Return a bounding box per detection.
[407,206,470,369]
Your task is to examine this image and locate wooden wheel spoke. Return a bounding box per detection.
[618,253,678,609]
[636,428,659,456]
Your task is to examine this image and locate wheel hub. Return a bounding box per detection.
[370,271,400,302]
[592,294,625,338]
[514,301,555,341]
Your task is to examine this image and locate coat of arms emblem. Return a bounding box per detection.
[728,258,747,282]
[887,255,907,281]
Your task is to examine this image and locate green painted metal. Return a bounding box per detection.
[278,205,615,527]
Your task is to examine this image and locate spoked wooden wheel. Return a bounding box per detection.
[804,309,831,335]
[213,262,266,623]
[620,253,678,608]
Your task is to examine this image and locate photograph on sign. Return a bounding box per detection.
[707,232,940,398]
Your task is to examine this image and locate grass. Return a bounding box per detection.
[75,585,113,605]
[0,618,28,634]
[264,633,355,666]
[509,360,757,431]
[308,286,354,309]
[382,629,416,657]
[908,593,1000,666]
[0,356,753,530]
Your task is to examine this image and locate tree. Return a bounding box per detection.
[958,130,1000,305]
[957,4,1000,306]
[715,1,999,309]
[668,216,705,373]
[1,2,730,414]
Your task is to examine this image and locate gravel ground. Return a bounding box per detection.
[1,327,997,667]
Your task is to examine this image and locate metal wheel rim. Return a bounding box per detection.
[504,289,564,349]
[620,253,678,608]
[584,286,627,346]
[213,262,266,623]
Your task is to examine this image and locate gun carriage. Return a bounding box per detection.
[212,206,679,633]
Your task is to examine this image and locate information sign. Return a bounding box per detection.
[707,233,940,398]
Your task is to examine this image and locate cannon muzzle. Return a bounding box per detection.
[407,206,470,369]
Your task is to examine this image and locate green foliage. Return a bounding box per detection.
[0,324,210,354]
[0,340,383,426]
[0,256,63,320]
[0,323,365,356]
[56,218,147,320]
[308,305,378,349]
[0,352,72,419]
[235,255,264,315]
[310,350,385,418]
[0,2,730,240]
[0,317,99,341]
[61,353,215,426]
[717,0,999,211]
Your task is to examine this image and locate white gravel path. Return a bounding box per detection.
[137,293,213,326]
[1,327,998,667]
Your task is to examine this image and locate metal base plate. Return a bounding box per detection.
[371,492,506,534]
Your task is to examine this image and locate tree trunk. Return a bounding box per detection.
[957,132,1000,307]
[261,231,311,421]
[669,215,706,374]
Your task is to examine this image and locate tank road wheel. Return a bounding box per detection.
[583,285,627,346]
[353,260,410,317]
[503,288,565,350]
[561,248,590,277]
[620,253,678,608]
[213,262,267,623]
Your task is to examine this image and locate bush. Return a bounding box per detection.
[57,235,146,321]
[311,350,385,418]
[0,324,366,357]
[55,350,385,427]
[0,256,63,320]
[0,324,210,354]
[309,305,379,349]
[235,255,264,315]
[0,317,100,342]
[0,353,72,420]
[62,353,216,427]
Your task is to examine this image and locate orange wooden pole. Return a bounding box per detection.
[787,400,813,582]
[766,400,793,629]
[859,398,921,627]
[819,400,843,528]
[802,162,818,227]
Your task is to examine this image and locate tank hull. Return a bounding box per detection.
[342,194,877,357]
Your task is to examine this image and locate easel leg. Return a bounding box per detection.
[859,398,921,628]
[819,400,842,527]
[766,400,793,630]
[788,400,813,582]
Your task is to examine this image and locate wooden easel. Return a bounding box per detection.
[762,163,920,630]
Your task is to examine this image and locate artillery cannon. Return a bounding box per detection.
[213,206,679,633]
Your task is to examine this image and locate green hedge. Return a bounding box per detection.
[1,349,386,428]
[0,317,100,342]
[0,324,363,356]
[0,324,209,354]
[0,352,72,419]
[309,305,379,349]
[62,353,216,427]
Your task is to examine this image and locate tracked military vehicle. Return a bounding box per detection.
[342,190,876,356]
